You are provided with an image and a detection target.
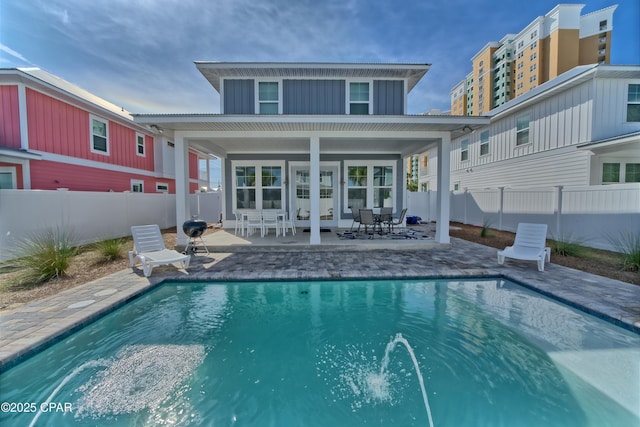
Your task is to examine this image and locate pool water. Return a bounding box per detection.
[1,278,638,426]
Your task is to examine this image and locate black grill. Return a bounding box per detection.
[183,219,207,238]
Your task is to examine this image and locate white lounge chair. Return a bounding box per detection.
[129,225,191,277]
[497,223,551,272]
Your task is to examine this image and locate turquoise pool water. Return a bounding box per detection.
[1,278,639,426]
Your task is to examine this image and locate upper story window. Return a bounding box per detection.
[516,114,530,146]
[90,116,109,155]
[258,81,279,114]
[599,20,607,31]
[480,130,490,156]
[627,84,640,122]
[460,139,469,161]
[349,82,370,115]
[136,133,145,156]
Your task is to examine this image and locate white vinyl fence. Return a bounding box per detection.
[407,184,640,252]
[0,190,222,261]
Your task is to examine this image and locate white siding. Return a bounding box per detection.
[592,77,640,139]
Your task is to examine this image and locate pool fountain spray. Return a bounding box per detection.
[378,333,435,427]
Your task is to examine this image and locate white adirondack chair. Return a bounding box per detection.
[497,223,551,272]
[129,225,191,277]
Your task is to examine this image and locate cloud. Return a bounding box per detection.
[0,44,33,66]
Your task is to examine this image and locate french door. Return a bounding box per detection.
[290,163,339,227]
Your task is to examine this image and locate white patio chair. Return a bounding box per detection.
[129,224,191,277]
[497,223,551,272]
[281,211,296,236]
[233,211,245,236]
[245,210,264,237]
[262,210,280,237]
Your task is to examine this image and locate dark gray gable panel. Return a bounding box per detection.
[283,80,345,114]
[374,80,404,115]
[223,79,255,114]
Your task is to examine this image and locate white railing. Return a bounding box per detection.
[407,184,640,252]
[0,190,222,261]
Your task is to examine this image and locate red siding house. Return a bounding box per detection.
[0,68,210,193]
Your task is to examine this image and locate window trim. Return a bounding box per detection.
[346,80,372,115]
[516,113,531,146]
[343,160,395,213]
[90,115,109,155]
[136,132,146,157]
[131,179,144,193]
[479,130,490,156]
[460,139,470,162]
[255,79,282,114]
[626,83,640,123]
[0,166,17,189]
[232,160,285,210]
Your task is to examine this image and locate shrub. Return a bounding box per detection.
[608,232,640,271]
[93,237,125,263]
[549,234,585,257]
[12,228,77,285]
[480,219,492,238]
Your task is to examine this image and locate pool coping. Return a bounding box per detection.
[1,237,639,372]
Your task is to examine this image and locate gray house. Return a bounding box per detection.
[134,62,488,245]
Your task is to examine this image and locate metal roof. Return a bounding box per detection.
[194,62,431,93]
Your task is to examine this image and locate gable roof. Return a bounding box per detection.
[195,62,430,93]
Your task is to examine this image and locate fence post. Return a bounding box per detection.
[498,187,504,230]
[555,185,563,238]
[463,187,468,224]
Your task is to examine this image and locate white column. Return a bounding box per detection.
[309,136,321,244]
[174,133,191,247]
[435,133,451,244]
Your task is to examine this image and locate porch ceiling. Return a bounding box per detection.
[133,114,490,157]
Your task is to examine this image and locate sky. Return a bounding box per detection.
[2,0,638,115]
[1,0,638,186]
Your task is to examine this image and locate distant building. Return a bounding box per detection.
[0,68,212,192]
[451,4,617,116]
[424,64,640,191]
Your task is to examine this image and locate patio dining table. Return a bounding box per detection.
[237,209,288,237]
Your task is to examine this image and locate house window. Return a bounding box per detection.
[156,183,169,193]
[261,166,282,209]
[516,114,530,146]
[480,130,490,155]
[460,139,469,161]
[626,163,640,182]
[131,180,144,192]
[373,166,393,208]
[233,163,285,210]
[602,163,620,183]
[136,133,145,156]
[90,116,109,154]
[627,84,640,122]
[258,81,279,114]
[0,167,17,189]
[349,82,370,115]
[347,165,368,209]
[235,165,256,209]
[599,20,607,31]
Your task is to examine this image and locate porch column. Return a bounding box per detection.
[309,135,321,244]
[174,133,191,247]
[435,133,451,244]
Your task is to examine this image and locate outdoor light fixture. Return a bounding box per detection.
[150,124,164,134]
[462,125,473,133]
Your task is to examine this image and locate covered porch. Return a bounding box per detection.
[133,114,489,246]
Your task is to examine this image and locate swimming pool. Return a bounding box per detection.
[1,278,638,426]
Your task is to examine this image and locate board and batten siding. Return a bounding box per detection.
[25,89,155,171]
[0,85,21,148]
[223,79,255,114]
[592,77,640,139]
[373,80,404,115]
[283,80,345,114]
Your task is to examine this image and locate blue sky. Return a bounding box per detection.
[2,0,638,117]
